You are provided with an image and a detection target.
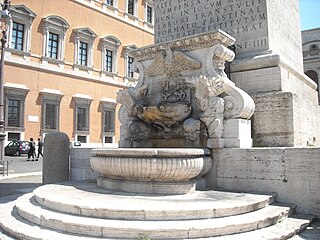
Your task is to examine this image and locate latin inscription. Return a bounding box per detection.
[155,0,268,53]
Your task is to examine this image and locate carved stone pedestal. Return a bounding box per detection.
[223,119,253,148]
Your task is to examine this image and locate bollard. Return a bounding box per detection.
[43,132,70,184]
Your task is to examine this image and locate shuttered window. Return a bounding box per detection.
[7,99,21,127]
[104,110,115,133]
[44,103,57,130]
[77,107,88,131]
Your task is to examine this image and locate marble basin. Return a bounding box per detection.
[90,148,212,194]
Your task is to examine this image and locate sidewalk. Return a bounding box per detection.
[0,172,42,199]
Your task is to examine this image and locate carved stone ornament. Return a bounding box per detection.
[145,45,202,77]
[117,31,254,148]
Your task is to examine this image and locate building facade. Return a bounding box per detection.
[302,27,320,102]
[3,0,154,146]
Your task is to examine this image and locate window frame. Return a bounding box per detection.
[11,21,25,51]
[100,98,117,144]
[4,83,30,133]
[41,15,69,64]
[124,44,137,81]
[100,35,121,75]
[125,0,138,18]
[73,28,97,70]
[145,0,154,25]
[40,88,64,133]
[73,94,93,143]
[8,5,36,56]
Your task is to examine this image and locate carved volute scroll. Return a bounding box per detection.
[205,44,235,80]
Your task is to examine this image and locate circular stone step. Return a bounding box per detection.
[33,181,275,220]
[14,192,293,239]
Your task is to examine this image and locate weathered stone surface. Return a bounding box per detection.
[154,0,303,72]
[42,132,70,184]
[154,0,319,147]
[207,147,320,217]
[12,191,295,239]
[252,92,320,147]
[70,148,98,181]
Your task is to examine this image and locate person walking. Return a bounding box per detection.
[37,138,43,160]
[27,138,36,161]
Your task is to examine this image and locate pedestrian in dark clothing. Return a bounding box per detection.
[37,138,43,159]
[27,138,36,161]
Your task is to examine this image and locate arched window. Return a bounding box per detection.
[310,44,319,51]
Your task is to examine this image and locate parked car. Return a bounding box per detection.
[5,140,30,156]
[70,141,81,149]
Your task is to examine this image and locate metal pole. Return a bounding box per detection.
[0,0,10,167]
[0,34,6,167]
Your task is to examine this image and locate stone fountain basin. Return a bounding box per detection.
[90,148,212,194]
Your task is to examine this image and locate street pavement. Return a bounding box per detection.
[0,154,42,198]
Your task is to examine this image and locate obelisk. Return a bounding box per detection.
[154,0,320,147]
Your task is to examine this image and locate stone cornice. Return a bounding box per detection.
[129,30,235,61]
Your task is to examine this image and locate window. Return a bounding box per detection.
[4,82,30,133]
[125,0,137,17]
[42,16,69,63]
[100,35,121,74]
[48,32,59,59]
[104,110,115,132]
[127,56,134,78]
[105,50,113,72]
[78,41,88,66]
[9,5,36,54]
[73,94,93,142]
[103,0,119,10]
[11,22,24,51]
[104,136,113,143]
[77,135,87,143]
[73,28,97,69]
[147,5,153,24]
[8,132,21,141]
[43,102,58,130]
[7,99,21,127]
[100,98,117,144]
[310,44,319,51]
[77,107,88,131]
[40,88,63,132]
[128,0,134,15]
[124,45,137,80]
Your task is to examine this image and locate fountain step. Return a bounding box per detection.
[196,214,315,240]
[13,192,296,239]
[32,182,275,220]
[0,199,314,240]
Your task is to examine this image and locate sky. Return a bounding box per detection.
[300,0,320,30]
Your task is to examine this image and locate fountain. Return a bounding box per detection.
[90,30,255,195]
[0,29,314,240]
